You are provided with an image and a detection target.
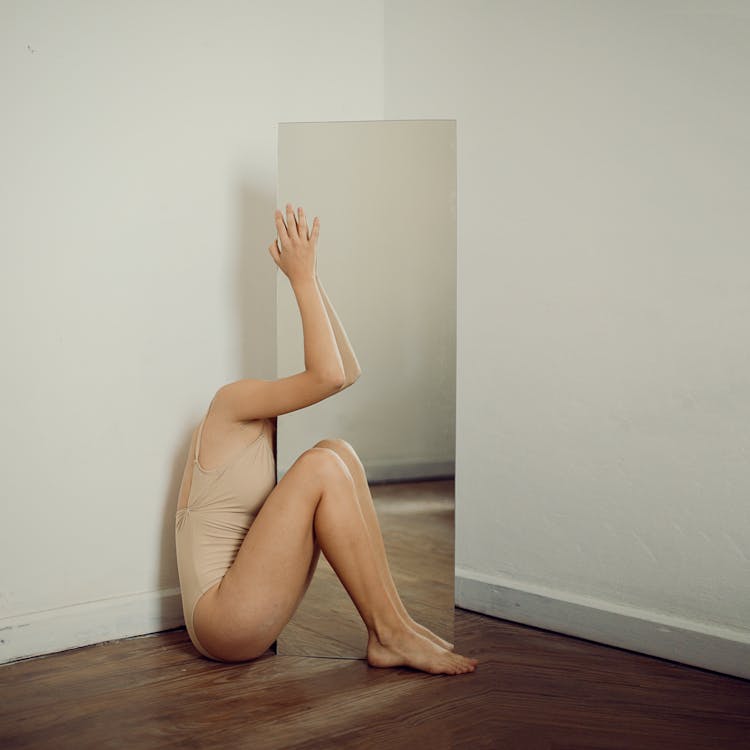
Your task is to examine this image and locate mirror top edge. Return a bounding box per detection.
[278,118,456,126]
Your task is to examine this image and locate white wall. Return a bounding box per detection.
[0,0,383,663]
[385,0,750,677]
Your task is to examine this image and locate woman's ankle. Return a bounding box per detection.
[369,615,410,645]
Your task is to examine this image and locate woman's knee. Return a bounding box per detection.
[298,446,355,486]
[313,438,364,475]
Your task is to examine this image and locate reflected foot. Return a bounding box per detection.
[404,617,454,651]
[367,627,477,675]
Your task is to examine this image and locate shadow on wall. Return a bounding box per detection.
[159,182,276,626]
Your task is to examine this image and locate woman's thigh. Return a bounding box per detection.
[193,446,349,662]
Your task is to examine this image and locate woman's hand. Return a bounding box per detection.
[268,203,320,284]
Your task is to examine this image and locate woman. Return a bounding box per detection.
[175,204,478,675]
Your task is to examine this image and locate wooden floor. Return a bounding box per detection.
[1,607,749,749]
[1,478,749,748]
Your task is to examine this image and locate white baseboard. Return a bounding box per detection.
[455,568,750,681]
[0,588,185,666]
[278,458,455,483]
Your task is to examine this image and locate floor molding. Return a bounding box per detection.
[0,588,184,665]
[278,458,455,483]
[5,572,750,679]
[455,568,750,681]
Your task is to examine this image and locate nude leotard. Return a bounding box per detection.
[175,407,276,659]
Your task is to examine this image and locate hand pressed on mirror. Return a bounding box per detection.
[268,203,319,285]
[272,203,362,388]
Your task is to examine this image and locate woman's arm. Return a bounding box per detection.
[315,272,362,389]
[274,205,345,384]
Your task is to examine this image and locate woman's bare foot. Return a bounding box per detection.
[403,617,454,651]
[367,627,478,675]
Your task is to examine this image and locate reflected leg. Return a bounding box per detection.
[314,438,454,651]
[200,446,476,674]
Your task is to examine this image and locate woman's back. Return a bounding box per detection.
[174,402,276,658]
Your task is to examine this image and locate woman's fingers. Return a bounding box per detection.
[297,206,308,240]
[274,210,289,242]
[276,203,313,245]
[285,203,299,239]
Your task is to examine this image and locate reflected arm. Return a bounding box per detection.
[315,273,362,390]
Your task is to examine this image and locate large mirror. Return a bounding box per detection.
[275,120,457,658]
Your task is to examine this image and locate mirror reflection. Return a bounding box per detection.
[276,120,457,658]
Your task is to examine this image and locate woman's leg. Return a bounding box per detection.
[314,438,453,650]
[194,447,477,675]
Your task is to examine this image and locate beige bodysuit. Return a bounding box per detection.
[174,404,276,659]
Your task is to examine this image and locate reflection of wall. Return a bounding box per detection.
[385,2,750,678]
[0,3,384,663]
[277,121,456,481]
